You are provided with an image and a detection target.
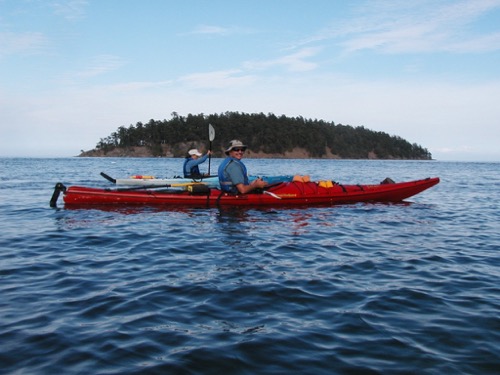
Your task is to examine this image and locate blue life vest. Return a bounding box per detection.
[183,157,201,178]
[218,157,249,193]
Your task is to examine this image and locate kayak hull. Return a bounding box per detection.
[60,177,440,207]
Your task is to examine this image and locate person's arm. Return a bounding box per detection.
[225,161,267,194]
[185,156,206,170]
[235,178,267,194]
[197,153,209,164]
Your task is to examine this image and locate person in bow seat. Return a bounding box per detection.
[183,148,211,178]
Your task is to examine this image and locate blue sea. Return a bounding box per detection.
[0,157,499,374]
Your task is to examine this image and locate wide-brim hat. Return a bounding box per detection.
[188,148,202,156]
[225,140,247,155]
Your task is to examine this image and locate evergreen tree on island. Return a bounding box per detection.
[80,111,432,160]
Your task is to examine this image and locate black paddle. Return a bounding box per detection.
[208,123,215,175]
[107,184,174,192]
[101,172,205,190]
[100,172,116,184]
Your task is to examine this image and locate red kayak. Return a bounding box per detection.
[51,177,440,208]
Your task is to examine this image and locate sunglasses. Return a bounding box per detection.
[232,148,246,152]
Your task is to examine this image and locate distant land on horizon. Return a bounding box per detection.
[79,111,433,160]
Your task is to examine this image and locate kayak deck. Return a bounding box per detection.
[100,172,294,188]
[53,177,440,208]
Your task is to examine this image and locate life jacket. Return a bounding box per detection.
[183,157,201,178]
[218,157,249,193]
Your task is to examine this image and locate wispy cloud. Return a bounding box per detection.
[186,24,256,37]
[107,80,173,92]
[189,25,232,36]
[50,0,88,20]
[0,31,48,58]
[177,47,321,90]
[295,0,500,55]
[179,69,256,89]
[444,31,500,53]
[76,55,126,78]
[244,47,321,72]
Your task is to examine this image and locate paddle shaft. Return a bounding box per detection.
[208,124,215,175]
[208,140,212,175]
[110,181,206,191]
[101,172,207,190]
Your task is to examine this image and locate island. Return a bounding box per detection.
[79,111,433,160]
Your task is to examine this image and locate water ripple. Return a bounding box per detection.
[1,158,499,374]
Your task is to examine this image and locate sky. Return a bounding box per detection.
[1,0,499,161]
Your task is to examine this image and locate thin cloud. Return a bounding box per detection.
[107,80,174,92]
[444,31,500,53]
[50,0,89,20]
[190,25,231,36]
[244,47,321,72]
[178,48,321,90]
[345,0,500,54]
[0,31,48,58]
[176,48,320,90]
[179,69,257,89]
[76,55,126,78]
[293,0,500,55]
[186,24,256,36]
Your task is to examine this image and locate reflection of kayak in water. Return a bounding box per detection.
[51,177,440,208]
[100,172,293,188]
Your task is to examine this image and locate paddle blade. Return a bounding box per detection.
[208,123,215,141]
[100,172,116,184]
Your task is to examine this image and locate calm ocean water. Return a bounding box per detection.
[0,157,499,374]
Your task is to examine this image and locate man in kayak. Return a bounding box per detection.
[183,149,212,178]
[218,140,267,194]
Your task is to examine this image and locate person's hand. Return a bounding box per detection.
[255,177,268,189]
